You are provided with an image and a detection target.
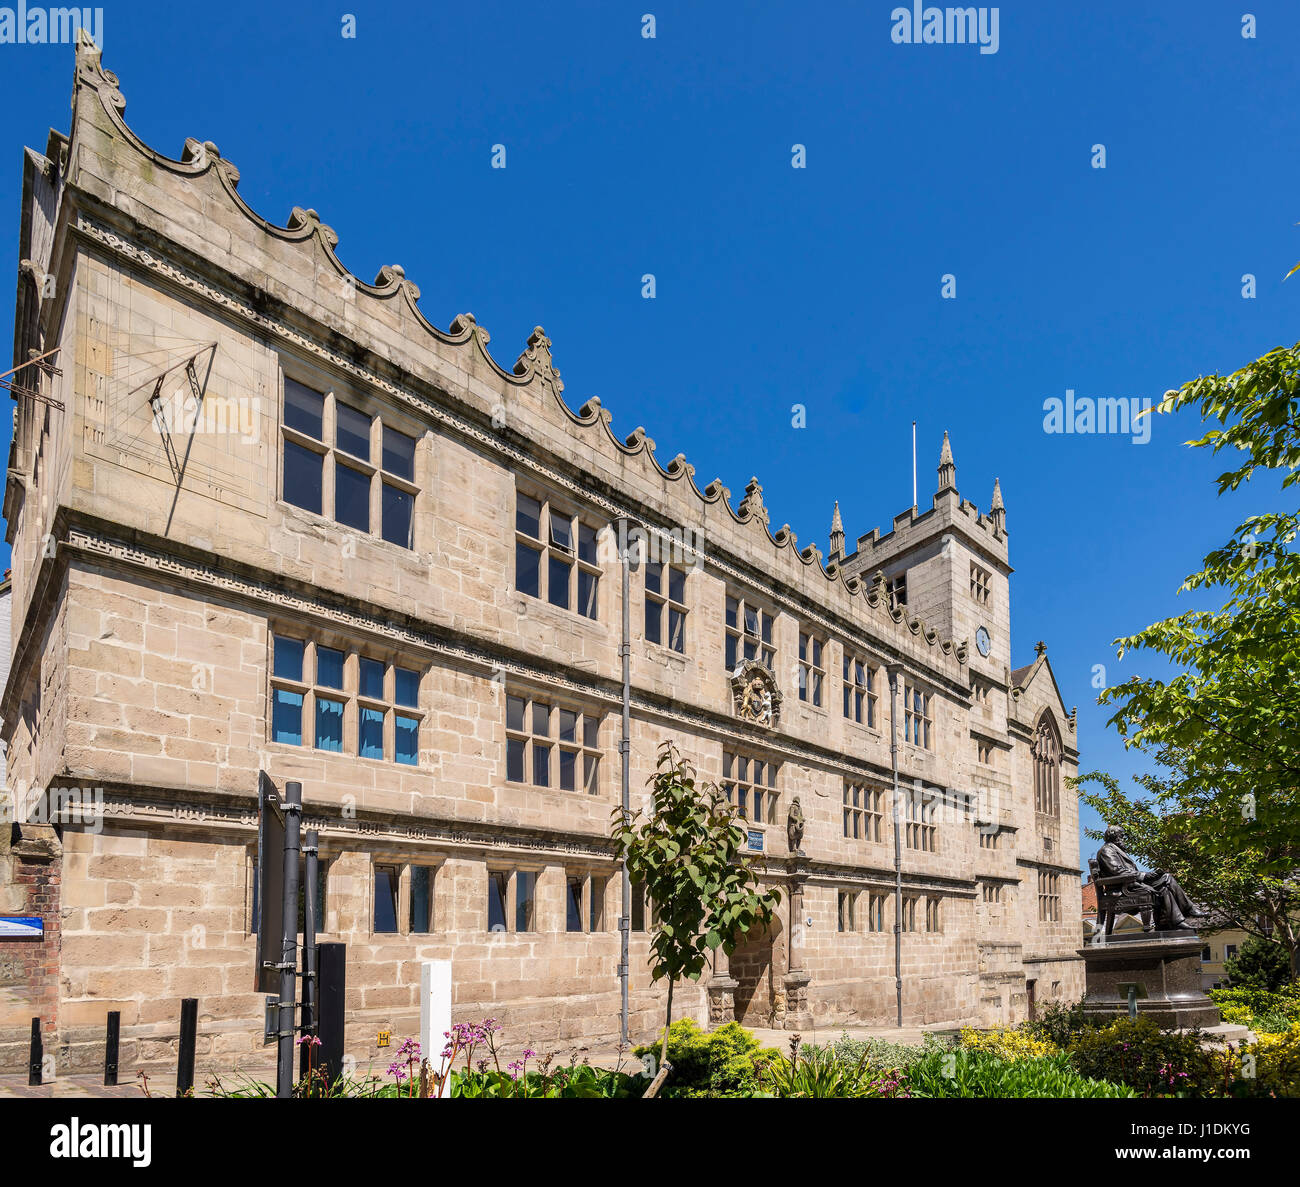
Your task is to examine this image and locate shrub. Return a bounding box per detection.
[906,1049,1134,1098]
[1224,938,1293,992]
[451,1064,638,1098]
[633,1019,779,1098]
[1067,1016,1218,1097]
[1209,983,1300,1030]
[1023,997,1101,1047]
[814,1030,951,1073]
[958,1027,1060,1061]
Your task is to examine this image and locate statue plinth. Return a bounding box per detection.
[1078,932,1221,1029]
[782,971,812,1031]
[706,974,738,1027]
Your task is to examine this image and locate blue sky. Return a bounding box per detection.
[1,2,1296,873]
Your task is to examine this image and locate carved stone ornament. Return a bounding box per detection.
[730,659,782,728]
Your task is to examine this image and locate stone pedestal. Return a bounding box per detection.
[706,975,738,1027]
[1079,932,1221,1029]
[782,971,812,1031]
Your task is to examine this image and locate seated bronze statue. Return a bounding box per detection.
[1093,826,1203,934]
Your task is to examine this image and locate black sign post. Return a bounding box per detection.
[317,942,346,1090]
[254,772,285,995]
[275,780,303,1098]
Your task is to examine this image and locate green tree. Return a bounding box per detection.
[1224,936,1293,992]
[1089,333,1300,928]
[611,742,781,1098]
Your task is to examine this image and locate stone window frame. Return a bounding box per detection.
[837,888,859,933]
[278,368,420,550]
[925,896,942,933]
[900,894,918,932]
[1037,870,1061,922]
[565,869,610,934]
[981,882,1002,904]
[504,689,603,795]
[797,631,826,708]
[1033,712,1062,817]
[866,892,887,933]
[724,592,775,673]
[976,739,993,765]
[902,682,933,750]
[904,787,938,853]
[841,651,879,728]
[970,561,991,606]
[887,572,908,608]
[721,749,780,831]
[843,782,884,842]
[268,630,424,765]
[644,561,688,653]
[978,826,1001,850]
[487,867,541,934]
[514,486,602,620]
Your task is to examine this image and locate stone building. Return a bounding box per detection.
[1,39,1082,1075]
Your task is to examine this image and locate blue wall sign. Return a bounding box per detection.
[0,916,43,940]
[747,829,764,852]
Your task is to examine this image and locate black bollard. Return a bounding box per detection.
[104,1011,120,1086]
[176,998,198,1097]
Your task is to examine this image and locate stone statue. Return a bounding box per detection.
[787,797,805,855]
[1095,826,1203,932]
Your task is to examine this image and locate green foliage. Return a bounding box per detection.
[611,743,781,988]
[633,1019,778,1098]
[905,1048,1135,1098]
[812,1030,951,1072]
[451,1064,638,1099]
[762,1043,906,1098]
[1225,937,1294,991]
[1023,997,1101,1048]
[1067,1016,1221,1098]
[957,1026,1060,1060]
[1209,982,1300,1029]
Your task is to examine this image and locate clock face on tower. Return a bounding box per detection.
[975,626,991,657]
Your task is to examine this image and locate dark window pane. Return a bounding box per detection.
[559,709,577,743]
[531,702,549,736]
[566,878,584,932]
[533,742,550,787]
[358,706,384,760]
[645,599,661,645]
[516,871,535,932]
[578,523,597,564]
[283,441,323,514]
[725,597,738,629]
[645,563,662,595]
[410,866,432,933]
[584,753,599,795]
[745,607,758,636]
[336,402,371,459]
[382,483,413,548]
[488,872,508,932]
[335,464,370,532]
[395,714,418,766]
[359,658,385,700]
[506,695,526,733]
[668,607,685,652]
[273,637,304,681]
[315,696,344,752]
[548,555,571,608]
[761,613,772,644]
[549,514,572,552]
[374,866,399,933]
[516,494,541,538]
[583,716,599,748]
[516,542,540,597]
[631,882,645,932]
[725,635,737,670]
[395,668,419,708]
[317,647,344,689]
[668,567,685,604]
[272,688,303,745]
[284,378,324,438]
[383,424,416,480]
[560,748,576,791]
[506,737,526,783]
[578,570,598,619]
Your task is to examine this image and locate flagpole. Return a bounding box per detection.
[911,421,917,511]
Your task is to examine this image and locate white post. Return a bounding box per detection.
[420,960,452,1098]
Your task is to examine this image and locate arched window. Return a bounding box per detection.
[1032,714,1061,817]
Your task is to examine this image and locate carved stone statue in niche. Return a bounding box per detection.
[787,797,805,855]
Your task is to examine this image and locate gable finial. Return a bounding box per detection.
[937,430,956,493]
[829,500,845,560]
[990,477,1005,534]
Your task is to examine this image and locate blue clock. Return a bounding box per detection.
[975,627,991,657]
